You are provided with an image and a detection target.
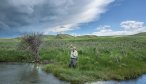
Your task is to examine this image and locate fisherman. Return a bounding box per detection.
[69,46,78,68]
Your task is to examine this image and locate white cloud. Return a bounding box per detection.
[44,0,115,33]
[0,0,115,36]
[44,24,78,34]
[120,20,145,31]
[92,20,146,36]
[96,25,112,32]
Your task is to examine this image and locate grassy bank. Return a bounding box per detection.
[1,35,146,82]
[42,35,146,82]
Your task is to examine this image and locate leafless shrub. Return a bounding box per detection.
[18,33,43,62]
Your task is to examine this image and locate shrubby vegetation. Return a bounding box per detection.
[18,33,43,62]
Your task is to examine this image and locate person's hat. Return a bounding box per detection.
[73,47,76,49]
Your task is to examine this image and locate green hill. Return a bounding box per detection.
[14,32,146,41]
[55,34,74,39]
[133,32,146,36]
[77,35,97,38]
[43,35,56,40]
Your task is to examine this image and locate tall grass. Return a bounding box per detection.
[0,39,32,62]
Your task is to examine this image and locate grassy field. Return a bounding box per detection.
[0,38,32,62]
[0,33,146,83]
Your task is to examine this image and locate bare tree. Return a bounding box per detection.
[18,33,43,62]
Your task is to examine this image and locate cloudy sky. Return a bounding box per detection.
[0,0,146,37]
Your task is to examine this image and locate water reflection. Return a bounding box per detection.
[0,63,69,84]
[86,75,146,84]
[19,64,40,83]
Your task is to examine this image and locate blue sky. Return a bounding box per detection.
[69,0,146,36]
[0,0,146,37]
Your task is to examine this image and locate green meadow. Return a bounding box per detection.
[0,33,146,82]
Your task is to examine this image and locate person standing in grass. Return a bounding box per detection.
[69,46,78,68]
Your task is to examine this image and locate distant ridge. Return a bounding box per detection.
[132,32,146,36]
[56,34,74,39]
[10,32,146,40]
[77,35,97,38]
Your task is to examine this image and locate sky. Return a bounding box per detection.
[0,0,146,37]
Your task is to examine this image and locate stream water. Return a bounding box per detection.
[0,63,146,84]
